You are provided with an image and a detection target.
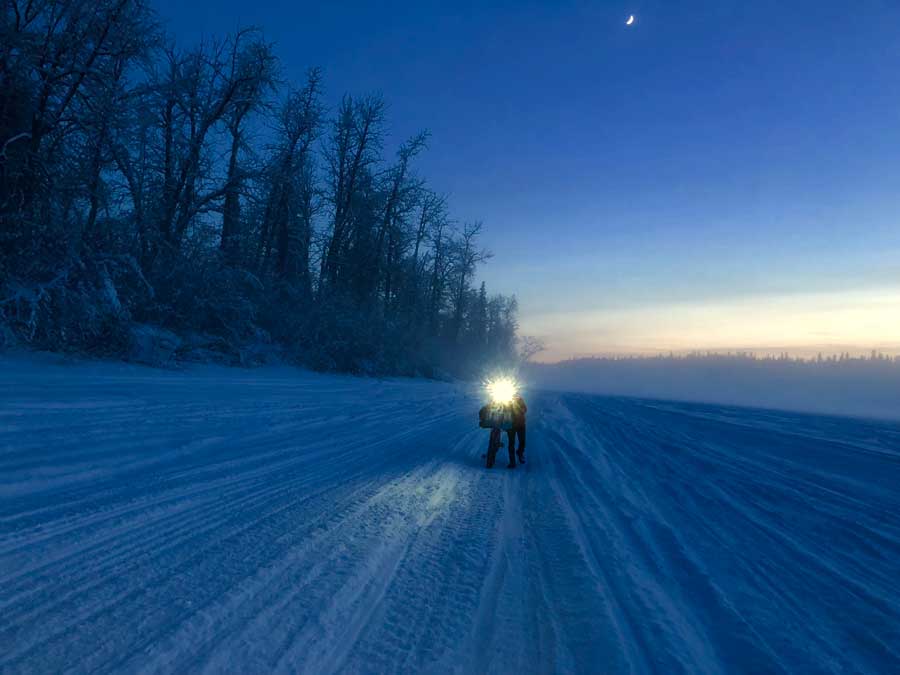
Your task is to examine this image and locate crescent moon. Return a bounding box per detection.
[626,15,635,25]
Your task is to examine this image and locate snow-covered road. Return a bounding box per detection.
[2,358,899,673]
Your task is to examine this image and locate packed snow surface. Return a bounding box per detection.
[2,356,899,673]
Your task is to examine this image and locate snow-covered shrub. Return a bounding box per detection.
[0,320,16,351]
[146,253,267,361]
[176,332,233,365]
[127,324,182,367]
[0,259,138,355]
[238,339,283,366]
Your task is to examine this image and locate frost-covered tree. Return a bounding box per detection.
[219,29,277,267]
[0,1,519,375]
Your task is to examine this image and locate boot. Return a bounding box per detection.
[517,451,525,464]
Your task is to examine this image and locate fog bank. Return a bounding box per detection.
[526,354,900,421]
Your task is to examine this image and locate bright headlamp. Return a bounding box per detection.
[486,376,518,405]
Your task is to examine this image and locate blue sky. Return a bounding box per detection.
[156,0,900,360]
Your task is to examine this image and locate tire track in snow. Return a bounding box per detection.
[1,366,476,672]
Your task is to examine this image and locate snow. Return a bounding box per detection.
[1,356,899,673]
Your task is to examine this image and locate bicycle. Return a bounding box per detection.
[479,403,513,468]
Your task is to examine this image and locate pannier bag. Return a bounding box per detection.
[479,404,514,430]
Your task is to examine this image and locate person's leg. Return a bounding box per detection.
[487,428,500,467]
[506,430,517,467]
[516,428,526,462]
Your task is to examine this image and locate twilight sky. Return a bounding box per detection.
[155,0,900,361]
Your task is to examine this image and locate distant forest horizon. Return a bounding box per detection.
[535,347,900,365]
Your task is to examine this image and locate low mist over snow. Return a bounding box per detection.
[526,353,900,421]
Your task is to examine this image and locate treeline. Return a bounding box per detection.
[554,350,900,365]
[0,0,520,375]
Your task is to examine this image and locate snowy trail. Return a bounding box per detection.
[2,359,899,673]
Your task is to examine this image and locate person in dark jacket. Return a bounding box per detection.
[506,394,527,467]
